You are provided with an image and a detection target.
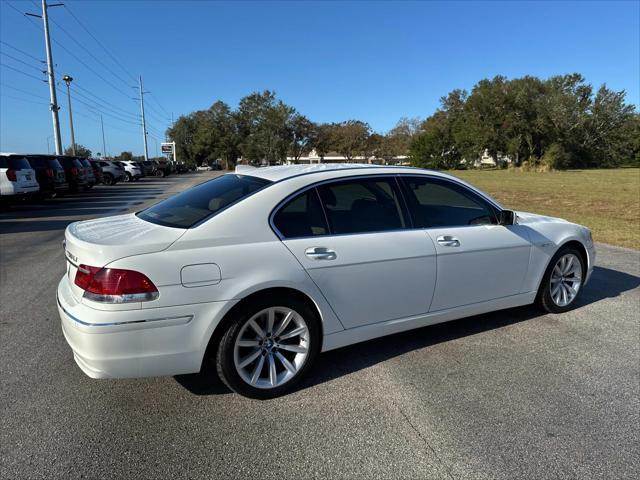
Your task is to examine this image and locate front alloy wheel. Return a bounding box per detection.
[216,296,320,398]
[538,247,585,313]
[549,253,582,307]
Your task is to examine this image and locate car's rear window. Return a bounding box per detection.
[0,156,31,169]
[138,174,271,228]
[79,159,91,167]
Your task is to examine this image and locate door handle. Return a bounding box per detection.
[305,247,337,260]
[436,235,460,247]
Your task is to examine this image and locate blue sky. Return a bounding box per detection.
[1,0,639,156]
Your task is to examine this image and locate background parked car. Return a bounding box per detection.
[0,153,39,201]
[90,159,124,186]
[141,160,156,176]
[87,158,104,185]
[25,154,68,198]
[57,156,89,192]
[153,160,171,177]
[117,161,143,182]
[78,158,97,188]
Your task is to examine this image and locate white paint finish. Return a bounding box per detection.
[426,224,532,311]
[57,165,595,381]
[283,230,437,328]
[180,263,221,287]
[322,292,538,351]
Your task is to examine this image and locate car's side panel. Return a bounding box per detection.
[106,237,346,335]
[283,230,437,328]
[322,291,537,352]
[426,224,532,311]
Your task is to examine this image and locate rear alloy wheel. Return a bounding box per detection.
[538,247,585,313]
[124,172,132,182]
[216,297,320,399]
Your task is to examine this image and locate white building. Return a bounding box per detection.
[286,149,410,165]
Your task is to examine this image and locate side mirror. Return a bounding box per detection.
[498,210,516,226]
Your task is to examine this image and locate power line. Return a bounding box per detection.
[64,1,138,84]
[0,82,49,100]
[72,95,140,126]
[0,52,45,74]
[70,84,140,121]
[0,62,46,82]
[0,40,44,64]
[71,82,139,118]
[0,93,49,106]
[45,10,134,90]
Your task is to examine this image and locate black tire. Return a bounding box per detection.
[537,246,585,313]
[155,169,165,178]
[124,172,132,182]
[215,295,321,399]
[102,173,114,186]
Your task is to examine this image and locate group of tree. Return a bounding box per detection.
[410,74,639,169]
[166,76,638,170]
[166,90,418,168]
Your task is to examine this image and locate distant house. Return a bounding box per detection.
[286,149,410,165]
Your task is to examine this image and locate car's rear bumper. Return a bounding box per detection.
[57,275,234,379]
[1,184,39,196]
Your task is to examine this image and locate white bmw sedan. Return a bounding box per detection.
[57,164,595,398]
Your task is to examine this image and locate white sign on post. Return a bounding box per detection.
[161,142,177,163]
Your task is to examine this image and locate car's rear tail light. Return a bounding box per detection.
[46,168,54,178]
[6,169,17,181]
[70,167,79,176]
[74,264,159,303]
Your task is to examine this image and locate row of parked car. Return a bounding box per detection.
[0,153,179,202]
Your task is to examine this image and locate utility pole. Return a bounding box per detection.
[100,115,107,158]
[62,75,76,155]
[138,76,149,161]
[28,1,64,155]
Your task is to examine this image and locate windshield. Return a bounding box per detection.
[138,174,271,228]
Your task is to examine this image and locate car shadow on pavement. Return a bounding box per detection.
[175,265,639,397]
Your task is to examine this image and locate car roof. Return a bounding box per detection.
[235,163,456,183]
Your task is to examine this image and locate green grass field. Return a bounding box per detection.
[447,168,640,250]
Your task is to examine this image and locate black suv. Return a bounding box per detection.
[57,156,89,192]
[25,155,69,197]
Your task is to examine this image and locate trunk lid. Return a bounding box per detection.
[64,213,186,301]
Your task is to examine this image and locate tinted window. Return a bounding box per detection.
[79,159,91,167]
[138,174,271,228]
[273,189,329,238]
[401,176,497,227]
[317,177,405,234]
[0,156,31,169]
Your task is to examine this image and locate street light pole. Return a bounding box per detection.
[63,75,76,155]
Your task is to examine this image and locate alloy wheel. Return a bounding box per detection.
[550,253,582,307]
[233,307,310,389]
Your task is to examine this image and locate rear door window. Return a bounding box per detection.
[316,177,406,234]
[138,174,271,228]
[273,189,329,238]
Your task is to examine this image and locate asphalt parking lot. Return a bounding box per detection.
[1,172,639,479]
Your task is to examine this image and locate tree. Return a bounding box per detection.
[331,120,371,161]
[311,123,336,160]
[235,90,296,165]
[410,111,462,169]
[289,114,316,163]
[115,151,133,161]
[64,144,91,157]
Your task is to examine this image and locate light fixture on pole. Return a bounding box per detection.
[62,74,76,155]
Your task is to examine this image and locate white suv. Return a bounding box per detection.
[118,161,143,182]
[0,153,39,200]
